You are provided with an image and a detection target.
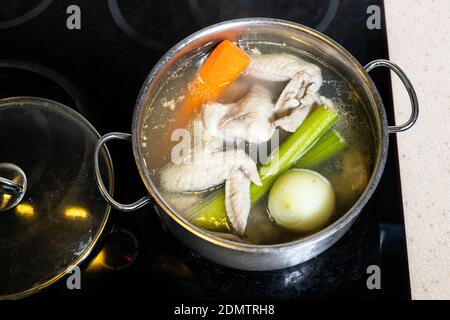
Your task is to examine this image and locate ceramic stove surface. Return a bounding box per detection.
[0,0,410,300]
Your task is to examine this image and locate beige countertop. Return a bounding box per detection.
[384,0,450,300]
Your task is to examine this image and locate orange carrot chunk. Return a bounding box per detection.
[175,40,250,128]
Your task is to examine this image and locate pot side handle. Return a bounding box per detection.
[364,59,419,134]
[94,132,152,212]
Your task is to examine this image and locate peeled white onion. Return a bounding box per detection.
[268,169,335,233]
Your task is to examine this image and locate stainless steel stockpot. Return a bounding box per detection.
[94,18,418,271]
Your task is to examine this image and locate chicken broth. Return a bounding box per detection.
[141,41,376,245]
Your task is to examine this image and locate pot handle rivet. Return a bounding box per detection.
[365,59,419,134]
[94,132,152,212]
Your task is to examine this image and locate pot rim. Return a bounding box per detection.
[131,18,389,253]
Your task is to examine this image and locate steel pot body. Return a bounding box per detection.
[94,18,418,271]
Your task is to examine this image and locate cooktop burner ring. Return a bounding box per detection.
[0,0,53,30]
[186,0,340,32]
[107,0,166,51]
[0,60,87,115]
[107,0,340,50]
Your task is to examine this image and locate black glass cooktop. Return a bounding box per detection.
[0,0,410,300]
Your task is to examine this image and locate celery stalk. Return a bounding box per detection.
[295,130,346,168]
[188,105,339,232]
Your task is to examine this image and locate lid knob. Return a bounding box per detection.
[0,163,27,212]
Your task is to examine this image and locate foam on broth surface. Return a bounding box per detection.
[141,41,376,245]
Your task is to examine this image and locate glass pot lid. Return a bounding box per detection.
[0,97,113,299]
